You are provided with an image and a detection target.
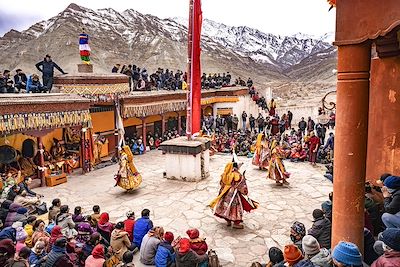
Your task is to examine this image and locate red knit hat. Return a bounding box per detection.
[164,232,174,244]
[179,238,191,253]
[92,244,105,259]
[186,228,200,239]
[284,244,303,265]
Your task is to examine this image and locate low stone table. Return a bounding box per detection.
[160,137,210,182]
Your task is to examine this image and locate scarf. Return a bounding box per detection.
[49,226,63,246]
[98,213,109,225]
[92,244,104,259]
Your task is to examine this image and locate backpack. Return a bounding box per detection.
[208,249,221,267]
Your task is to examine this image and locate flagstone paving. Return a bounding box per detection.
[36,150,332,267]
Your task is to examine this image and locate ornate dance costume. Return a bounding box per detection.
[114,146,142,191]
[267,140,290,185]
[252,134,270,169]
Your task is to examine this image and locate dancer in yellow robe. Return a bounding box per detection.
[114,146,142,191]
[267,140,290,186]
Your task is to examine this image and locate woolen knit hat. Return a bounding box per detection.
[383,176,400,189]
[16,207,28,214]
[380,228,400,251]
[15,227,27,241]
[332,241,362,266]
[164,231,174,244]
[302,235,320,256]
[284,244,304,265]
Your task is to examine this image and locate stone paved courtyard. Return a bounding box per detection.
[35,150,332,267]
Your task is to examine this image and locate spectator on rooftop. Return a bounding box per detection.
[13,69,27,92]
[35,54,67,92]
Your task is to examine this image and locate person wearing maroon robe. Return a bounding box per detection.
[308,131,320,165]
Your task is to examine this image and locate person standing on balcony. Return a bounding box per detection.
[35,55,67,92]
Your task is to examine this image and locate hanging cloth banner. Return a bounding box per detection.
[79,31,91,64]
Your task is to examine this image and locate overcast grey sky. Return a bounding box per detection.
[0,0,336,37]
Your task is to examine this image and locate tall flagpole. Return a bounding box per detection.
[186,0,194,140]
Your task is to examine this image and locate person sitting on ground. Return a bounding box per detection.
[55,205,77,238]
[85,244,105,267]
[81,232,102,263]
[308,209,332,249]
[155,231,176,267]
[72,206,84,223]
[0,200,12,226]
[97,212,114,243]
[302,235,332,267]
[0,238,16,266]
[47,226,63,253]
[14,190,41,213]
[290,221,306,253]
[15,227,28,255]
[283,244,304,267]
[13,207,28,227]
[381,175,400,228]
[24,215,36,248]
[140,226,164,265]
[4,203,23,227]
[117,251,135,267]
[32,219,50,247]
[265,247,284,267]
[111,222,131,261]
[175,237,208,267]
[124,211,135,242]
[90,205,101,227]
[14,69,27,92]
[45,237,73,267]
[19,177,42,198]
[133,208,153,248]
[10,246,31,266]
[26,74,45,93]
[75,216,95,245]
[29,240,47,267]
[332,241,363,267]
[321,193,333,222]
[363,228,379,265]
[7,184,21,202]
[186,228,208,256]
[48,199,61,224]
[371,228,400,267]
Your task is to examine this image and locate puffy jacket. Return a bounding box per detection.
[44,245,73,267]
[308,218,332,249]
[56,214,76,237]
[0,226,16,242]
[123,219,135,241]
[133,216,153,247]
[5,203,22,227]
[371,251,400,267]
[175,249,208,267]
[155,241,175,267]
[35,59,65,76]
[384,189,400,214]
[29,250,47,267]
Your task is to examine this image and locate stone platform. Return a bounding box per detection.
[160,137,210,182]
[35,151,332,267]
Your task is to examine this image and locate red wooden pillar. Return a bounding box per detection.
[81,127,86,174]
[161,115,166,135]
[332,42,371,250]
[37,136,45,187]
[141,118,147,153]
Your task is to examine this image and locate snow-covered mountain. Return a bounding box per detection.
[172,17,335,69]
[0,3,336,84]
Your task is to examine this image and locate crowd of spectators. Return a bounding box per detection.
[1,171,399,267]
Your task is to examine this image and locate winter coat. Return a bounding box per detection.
[189,238,208,256]
[155,241,175,267]
[29,250,47,267]
[56,214,76,237]
[44,245,73,267]
[14,73,27,87]
[14,195,39,209]
[24,224,34,247]
[124,218,135,241]
[384,189,400,214]
[175,249,208,267]
[84,255,105,267]
[308,218,332,249]
[19,182,37,197]
[140,234,161,265]
[5,203,22,227]
[371,251,400,267]
[298,121,307,131]
[14,213,28,226]
[35,59,65,77]
[0,226,16,242]
[133,216,153,247]
[309,248,332,267]
[110,229,131,260]
[48,206,60,223]
[0,200,12,224]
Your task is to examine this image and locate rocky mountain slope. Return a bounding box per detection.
[0,3,337,97]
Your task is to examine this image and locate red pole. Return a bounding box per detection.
[186,0,194,140]
[37,137,45,186]
[190,0,203,134]
[81,127,86,174]
[142,118,147,153]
